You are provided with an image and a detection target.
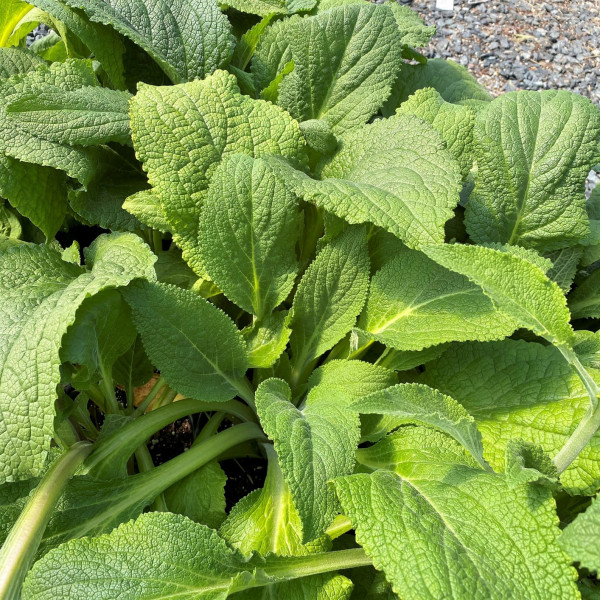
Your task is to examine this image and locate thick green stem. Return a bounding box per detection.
[134,445,168,512]
[84,399,256,475]
[0,442,92,600]
[135,375,167,414]
[234,376,256,410]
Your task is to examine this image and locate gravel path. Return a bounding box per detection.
[406,0,599,106]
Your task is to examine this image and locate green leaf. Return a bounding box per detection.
[129,70,307,274]
[336,426,578,600]
[384,58,492,115]
[0,201,21,239]
[60,289,136,390]
[357,246,516,351]
[256,378,360,542]
[164,461,227,529]
[272,3,403,133]
[6,85,132,146]
[242,311,291,369]
[465,91,600,251]
[278,114,461,249]
[112,334,153,389]
[28,0,127,89]
[231,14,274,70]
[221,446,353,600]
[121,280,249,402]
[0,233,156,483]
[351,383,488,469]
[0,0,32,47]
[420,339,600,494]
[289,227,370,377]
[60,0,233,83]
[569,269,600,319]
[199,154,300,318]
[0,156,67,239]
[0,47,45,79]
[560,494,600,574]
[546,247,583,293]
[504,438,559,488]
[0,60,105,185]
[424,243,574,346]
[122,189,170,233]
[225,0,315,17]
[395,87,475,179]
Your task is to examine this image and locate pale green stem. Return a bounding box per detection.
[325,515,353,540]
[134,444,168,512]
[554,345,600,472]
[195,412,226,443]
[0,442,92,600]
[135,376,167,415]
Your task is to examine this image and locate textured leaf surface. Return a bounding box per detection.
[395,87,475,179]
[289,227,369,372]
[424,243,574,346]
[0,60,103,185]
[130,70,306,272]
[336,426,577,600]
[122,280,248,402]
[60,0,233,83]
[225,0,315,16]
[22,512,247,599]
[122,189,170,233]
[0,234,155,483]
[569,269,600,319]
[350,383,488,468]
[504,439,558,488]
[0,155,67,239]
[560,494,600,574]
[6,85,132,146]
[421,339,600,494]
[274,4,403,133]
[256,378,360,542]
[285,115,461,248]
[465,91,600,251]
[200,154,300,318]
[242,311,291,369]
[358,246,516,351]
[0,47,45,79]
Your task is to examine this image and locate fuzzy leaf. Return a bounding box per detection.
[121,280,248,402]
[224,0,315,16]
[560,494,600,574]
[0,234,155,483]
[0,47,45,79]
[465,91,600,251]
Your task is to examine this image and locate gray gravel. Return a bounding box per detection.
[405,0,599,106]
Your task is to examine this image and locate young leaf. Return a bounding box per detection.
[559,494,600,574]
[199,154,300,318]
[230,14,275,70]
[420,339,600,494]
[350,383,488,469]
[59,0,233,83]
[278,114,461,249]
[273,3,403,133]
[129,70,307,274]
[384,58,492,114]
[256,378,360,542]
[424,243,574,347]
[289,227,370,377]
[0,234,156,483]
[6,85,132,146]
[504,439,559,488]
[242,311,292,369]
[336,427,578,600]
[121,280,249,403]
[122,189,170,233]
[357,246,516,351]
[465,91,600,251]
[395,87,475,179]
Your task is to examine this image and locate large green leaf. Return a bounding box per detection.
[289,227,369,377]
[0,0,32,47]
[225,0,315,16]
[559,494,600,574]
[0,60,104,185]
[129,70,306,274]
[465,91,600,251]
[60,0,233,83]
[336,426,578,600]
[0,234,156,483]
[262,4,403,133]
[424,243,574,347]
[256,378,360,542]
[420,339,600,494]
[199,154,300,318]
[275,114,461,249]
[350,383,488,469]
[0,47,45,78]
[121,280,248,402]
[6,85,132,146]
[357,246,516,351]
